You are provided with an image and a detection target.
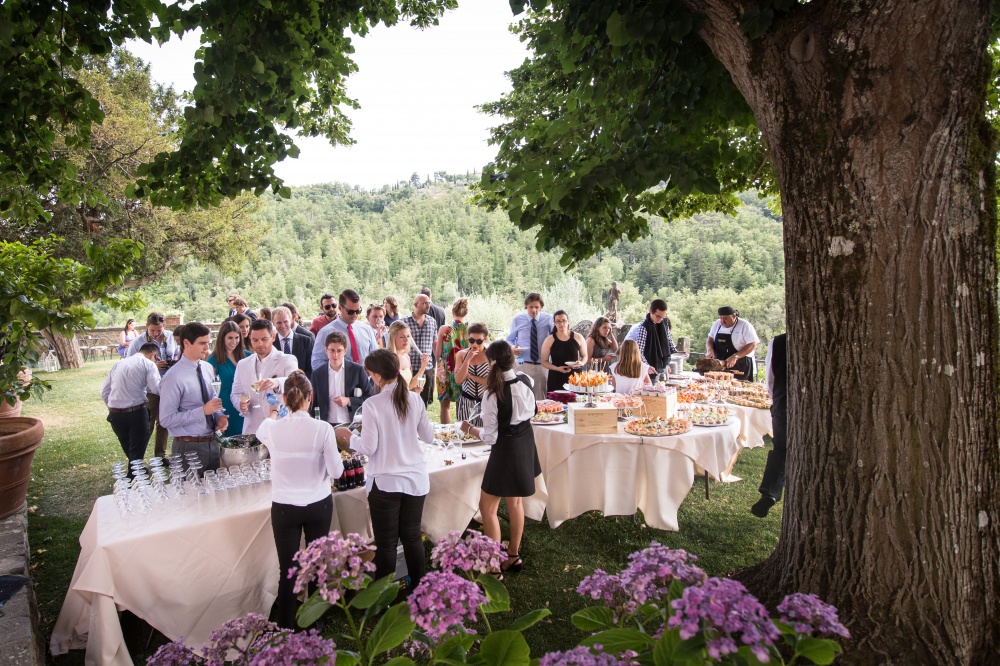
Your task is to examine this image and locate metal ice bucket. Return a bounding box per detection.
[220,434,270,468]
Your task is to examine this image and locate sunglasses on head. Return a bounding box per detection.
[469,338,486,345]
[149,315,165,323]
[343,308,363,316]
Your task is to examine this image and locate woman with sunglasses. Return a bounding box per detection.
[454,323,490,426]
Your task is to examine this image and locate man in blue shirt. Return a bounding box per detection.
[159,322,229,471]
[126,312,177,459]
[505,292,554,399]
[311,289,379,371]
[101,342,161,470]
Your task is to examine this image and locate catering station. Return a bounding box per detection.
[52,368,772,665]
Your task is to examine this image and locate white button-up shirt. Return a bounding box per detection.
[327,364,349,424]
[480,370,536,446]
[256,411,344,506]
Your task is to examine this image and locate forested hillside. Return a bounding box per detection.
[93,179,785,351]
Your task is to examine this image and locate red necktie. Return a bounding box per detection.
[347,324,360,363]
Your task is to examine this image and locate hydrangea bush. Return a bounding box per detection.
[147,533,849,666]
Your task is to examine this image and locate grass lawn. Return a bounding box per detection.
[24,359,781,664]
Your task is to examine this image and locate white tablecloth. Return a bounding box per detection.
[532,420,741,532]
[726,403,772,449]
[51,445,547,665]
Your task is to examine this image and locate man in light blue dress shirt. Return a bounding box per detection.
[311,289,379,371]
[159,322,228,471]
[505,292,554,399]
[125,312,178,459]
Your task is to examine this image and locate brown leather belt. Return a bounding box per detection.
[108,404,146,414]
[174,435,213,442]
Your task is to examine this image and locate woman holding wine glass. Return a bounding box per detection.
[207,321,251,436]
[388,321,429,393]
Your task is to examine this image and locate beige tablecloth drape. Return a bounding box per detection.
[532,420,741,531]
[51,444,547,666]
[726,403,772,449]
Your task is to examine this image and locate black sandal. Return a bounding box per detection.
[487,570,504,581]
[501,556,524,573]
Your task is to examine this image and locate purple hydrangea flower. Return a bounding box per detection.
[248,629,338,665]
[289,531,375,605]
[778,593,851,638]
[147,640,200,666]
[538,646,620,666]
[202,614,280,665]
[668,578,780,663]
[430,529,507,576]
[408,571,486,642]
[577,543,705,615]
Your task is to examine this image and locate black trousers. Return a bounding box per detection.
[419,367,435,405]
[271,495,333,629]
[107,408,151,465]
[759,408,787,501]
[367,481,426,586]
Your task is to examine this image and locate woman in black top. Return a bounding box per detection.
[540,310,589,394]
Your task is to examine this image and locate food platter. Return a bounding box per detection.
[565,370,613,394]
[684,405,734,427]
[624,416,692,437]
[536,400,567,414]
[531,412,567,426]
[434,425,482,445]
[725,384,772,409]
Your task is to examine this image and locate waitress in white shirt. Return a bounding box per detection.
[460,341,541,576]
[256,371,344,629]
[336,349,433,588]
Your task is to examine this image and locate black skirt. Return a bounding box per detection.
[481,420,542,497]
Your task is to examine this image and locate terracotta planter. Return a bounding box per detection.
[0,417,44,520]
[0,398,22,419]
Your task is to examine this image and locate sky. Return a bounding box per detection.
[127,1,529,190]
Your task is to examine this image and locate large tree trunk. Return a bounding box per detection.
[41,330,84,370]
[692,0,999,662]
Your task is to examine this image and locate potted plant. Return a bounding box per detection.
[0,236,140,519]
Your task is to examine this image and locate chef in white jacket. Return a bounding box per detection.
[232,318,299,434]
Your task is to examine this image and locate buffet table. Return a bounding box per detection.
[51,444,547,666]
[725,403,773,449]
[532,419,741,532]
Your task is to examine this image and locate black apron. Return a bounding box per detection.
[481,375,541,497]
[712,321,753,381]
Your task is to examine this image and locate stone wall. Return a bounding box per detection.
[0,508,44,665]
[78,322,226,351]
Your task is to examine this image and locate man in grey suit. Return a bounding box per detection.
[272,306,314,378]
[312,331,374,425]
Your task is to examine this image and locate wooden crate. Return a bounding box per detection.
[567,402,618,434]
[640,392,678,420]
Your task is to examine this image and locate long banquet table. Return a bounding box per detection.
[531,419,741,531]
[51,444,547,666]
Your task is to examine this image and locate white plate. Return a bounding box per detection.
[690,417,738,428]
[531,415,567,426]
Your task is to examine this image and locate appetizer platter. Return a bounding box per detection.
[536,399,568,414]
[565,370,613,394]
[531,411,568,425]
[684,405,735,427]
[624,416,692,437]
[434,424,482,445]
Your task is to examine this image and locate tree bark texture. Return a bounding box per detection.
[41,330,83,370]
[690,0,1000,662]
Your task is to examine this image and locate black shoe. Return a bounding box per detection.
[750,495,776,518]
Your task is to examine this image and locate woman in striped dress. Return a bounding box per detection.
[454,322,490,426]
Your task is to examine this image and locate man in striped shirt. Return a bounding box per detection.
[101,343,161,467]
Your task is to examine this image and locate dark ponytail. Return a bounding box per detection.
[283,370,312,412]
[364,349,409,420]
[485,340,516,402]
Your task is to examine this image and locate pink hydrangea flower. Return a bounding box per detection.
[430,529,507,576]
[408,571,486,642]
[778,593,851,638]
[289,531,375,605]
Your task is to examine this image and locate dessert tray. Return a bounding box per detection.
[684,405,735,427]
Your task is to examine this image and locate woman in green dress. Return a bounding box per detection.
[434,297,469,424]
[207,320,252,436]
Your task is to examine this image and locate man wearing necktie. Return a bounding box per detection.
[505,292,554,399]
[309,289,379,372]
[271,306,313,378]
[159,322,228,471]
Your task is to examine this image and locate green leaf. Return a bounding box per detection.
[571,606,616,632]
[295,593,331,628]
[477,572,511,613]
[350,574,394,609]
[336,651,360,666]
[580,629,655,654]
[793,637,842,665]
[366,602,415,659]
[606,12,631,47]
[653,629,680,666]
[478,630,531,666]
[382,658,415,666]
[507,608,552,632]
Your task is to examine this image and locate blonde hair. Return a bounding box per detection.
[451,297,469,319]
[617,340,642,379]
[388,320,410,354]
